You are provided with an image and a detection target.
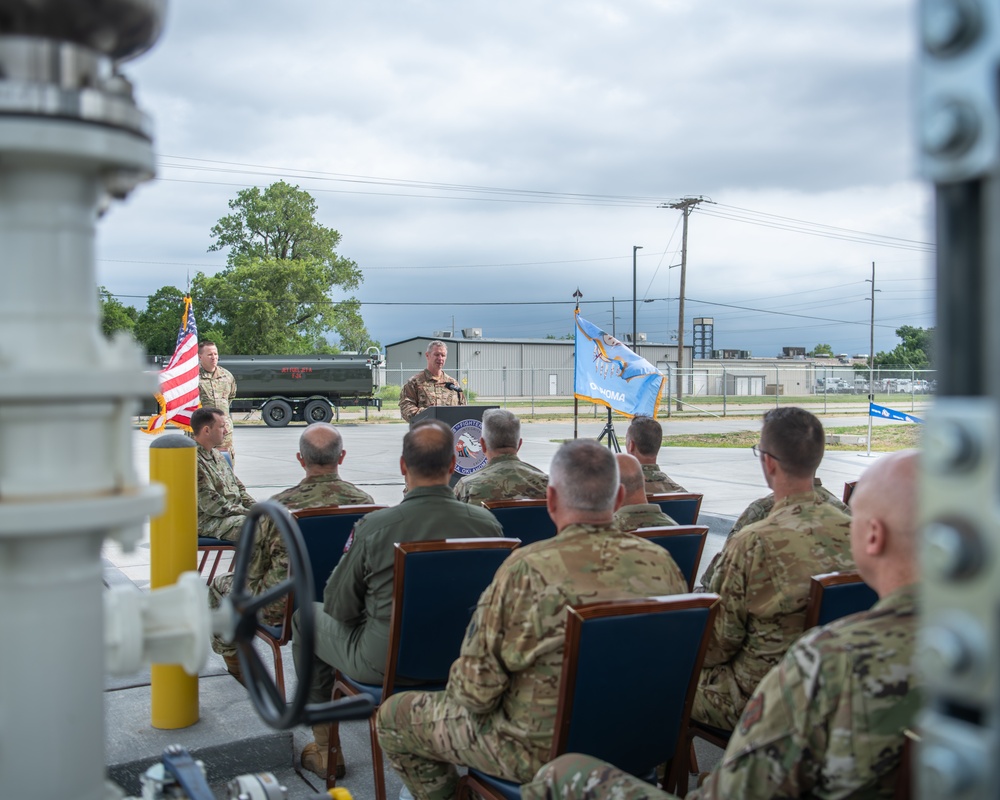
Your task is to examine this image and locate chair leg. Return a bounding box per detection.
[326,720,341,790]
[370,714,386,800]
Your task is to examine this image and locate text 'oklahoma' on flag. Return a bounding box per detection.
[574,311,665,418]
[142,296,200,433]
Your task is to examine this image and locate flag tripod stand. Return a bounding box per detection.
[597,407,621,453]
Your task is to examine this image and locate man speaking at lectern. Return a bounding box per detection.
[399,339,468,421]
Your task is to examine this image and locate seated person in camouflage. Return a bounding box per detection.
[376,439,688,800]
[613,453,677,531]
[193,407,254,541]
[291,418,502,778]
[625,416,685,493]
[727,476,849,539]
[693,407,853,730]
[523,450,922,800]
[454,409,548,505]
[208,423,373,683]
[399,340,467,421]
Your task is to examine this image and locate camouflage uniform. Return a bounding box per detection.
[454,453,549,506]
[613,503,677,532]
[692,491,853,729]
[728,478,850,539]
[689,585,920,800]
[196,443,254,541]
[399,369,467,422]
[291,485,503,705]
[523,594,920,800]
[523,754,674,800]
[199,365,238,460]
[375,523,688,800]
[208,472,374,659]
[641,463,685,493]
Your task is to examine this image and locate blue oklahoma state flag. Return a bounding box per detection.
[574,311,665,418]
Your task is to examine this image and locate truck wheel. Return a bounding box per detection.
[304,399,333,424]
[262,399,292,428]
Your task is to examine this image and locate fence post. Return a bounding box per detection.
[666,365,672,418]
[722,367,727,417]
[775,366,780,408]
[530,369,535,418]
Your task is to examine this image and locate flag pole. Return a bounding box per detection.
[573,288,582,440]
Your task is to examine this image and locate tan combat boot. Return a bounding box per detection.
[301,724,346,779]
[222,654,244,685]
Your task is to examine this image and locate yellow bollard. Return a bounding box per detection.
[149,434,200,729]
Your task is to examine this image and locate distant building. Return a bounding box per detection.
[384,333,692,398]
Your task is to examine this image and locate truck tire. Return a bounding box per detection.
[262,399,292,428]
[304,399,334,424]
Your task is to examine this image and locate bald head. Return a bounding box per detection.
[616,453,647,506]
[402,419,456,483]
[296,423,345,475]
[849,449,920,594]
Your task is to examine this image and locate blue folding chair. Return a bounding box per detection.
[253,504,385,698]
[646,492,704,525]
[484,498,557,546]
[631,526,709,591]
[329,537,520,799]
[458,593,721,800]
[804,570,878,631]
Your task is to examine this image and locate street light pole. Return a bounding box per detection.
[632,245,643,345]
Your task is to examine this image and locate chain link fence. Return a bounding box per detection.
[382,364,936,418]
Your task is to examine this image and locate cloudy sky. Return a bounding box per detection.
[96,0,933,358]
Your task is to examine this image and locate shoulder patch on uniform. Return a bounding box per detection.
[343,529,355,553]
[739,693,765,735]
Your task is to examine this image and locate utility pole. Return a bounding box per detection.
[660,197,708,411]
[632,245,643,346]
[865,262,880,457]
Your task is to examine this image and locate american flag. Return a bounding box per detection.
[143,296,201,433]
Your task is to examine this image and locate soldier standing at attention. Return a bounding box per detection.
[625,416,685,493]
[398,340,467,422]
[521,449,922,800]
[376,439,687,800]
[199,340,238,463]
[208,423,373,684]
[454,409,548,505]
[692,407,853,730]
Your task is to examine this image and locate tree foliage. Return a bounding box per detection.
[200,181,374,354]
[873,325,933,368]
[98,286,137,338]
[809,343,834,356]
[133,285,187,355]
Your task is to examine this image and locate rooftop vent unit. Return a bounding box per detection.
[462,328,483,339]
[433,331,453,339]
[625,333,647,343]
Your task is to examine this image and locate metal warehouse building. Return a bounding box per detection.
[384,331,691,398]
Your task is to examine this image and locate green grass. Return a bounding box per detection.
[662,423,921,452]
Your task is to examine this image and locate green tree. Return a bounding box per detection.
[809,343,834,357]
[873,325,934,368]
[98,286,137,338]
[201,181,374,354]
[133,285,187,355]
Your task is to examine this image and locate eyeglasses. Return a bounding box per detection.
[752,444,780,461]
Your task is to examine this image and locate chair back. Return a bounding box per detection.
[630,526,709,591]
[646,493,704,525]
[842,480,858,505]
[483,498,557,547]
[552,594,718,777]
[293,505,386,604]
[385,538,520,692]
[804,570,878,630]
